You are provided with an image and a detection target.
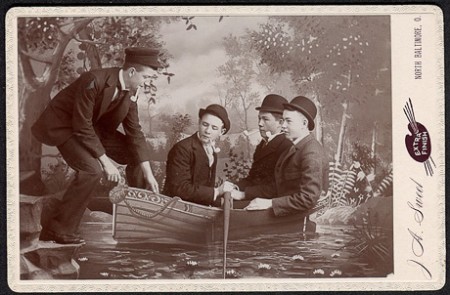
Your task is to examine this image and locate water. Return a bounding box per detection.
[76,224,390,279]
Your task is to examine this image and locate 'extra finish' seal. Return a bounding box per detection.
[405,122,431,163]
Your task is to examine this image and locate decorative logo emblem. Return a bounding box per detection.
[404,98,436,176]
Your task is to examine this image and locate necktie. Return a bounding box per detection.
[110,87,129,109]
[204,144,214,167]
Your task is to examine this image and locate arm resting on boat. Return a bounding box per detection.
[272,156,323,217]
[242,181,278,200]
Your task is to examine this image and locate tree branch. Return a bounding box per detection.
[59,17,96,28]
[73,34,106,45]
[20,49,53,64]
[18,51,44,89]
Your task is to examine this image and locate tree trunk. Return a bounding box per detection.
[19,86,52,195]
[18,17,95,195]
[78,29,102,70]
[312,92,323,145]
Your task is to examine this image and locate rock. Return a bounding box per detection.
[89,211,113,223]
[350,197,393,228]
[315,206,357,225]
[20,193,84,280]
[21,241,83,279]
[314,197,392,227]
[20,196,44,249]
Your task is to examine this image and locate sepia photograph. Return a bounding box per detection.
[6,5,444,292]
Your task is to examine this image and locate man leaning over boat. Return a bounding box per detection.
[230,96,329,216]
[163,104,235,207]
[32,47,162,244]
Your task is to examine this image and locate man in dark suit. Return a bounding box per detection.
[164,104,233,206]
[232,94,292,200]
[32,47,161,244]
[243,96,329,216]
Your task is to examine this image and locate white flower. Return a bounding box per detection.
[313,268,325,275]
[330,269,342,277]
[258,263,271,270]
[292,254,305,261]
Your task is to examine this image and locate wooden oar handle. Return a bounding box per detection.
[223,192,233,210]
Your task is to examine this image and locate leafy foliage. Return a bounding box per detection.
[343,209,392,273]
[54,49,79,91]
[249,16,392,164]
[223,149,252,183]
[41,156,75,193]
[350,142,377,174]
[166,113,192,149]
[18,17,65,51]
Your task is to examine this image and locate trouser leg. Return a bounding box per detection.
[44,136,103,236]
[100,130,147,189]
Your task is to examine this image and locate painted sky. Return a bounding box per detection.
[147,17,267,117]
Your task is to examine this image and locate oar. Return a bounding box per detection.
[222,192,232,279]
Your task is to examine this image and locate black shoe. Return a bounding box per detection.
[39,229,86,245]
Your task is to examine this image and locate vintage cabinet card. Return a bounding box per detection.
[6,5,445,292]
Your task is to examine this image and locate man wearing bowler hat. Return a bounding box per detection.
[32,47,162,244]
[164,104,234,206]
[244,96,329,216]
[231,94,293,200]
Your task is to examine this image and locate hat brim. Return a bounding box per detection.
[255,106,284,114]
[283,103,315,131]
[199,109,230,134]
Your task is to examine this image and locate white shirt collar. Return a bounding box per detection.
[292,133,309,145]
[266,131,283,143]
[118,69,129,91]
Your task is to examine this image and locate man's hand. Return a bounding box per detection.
[144,173,159,194]
[140,161,159,193]
[99,155,121,183]
[244,198,273,210]
[223,181,237,193]
[230,189,245,201]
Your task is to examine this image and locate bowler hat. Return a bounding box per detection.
[284,96,317,131]
[255,94,288,114]
[124,47,162,69]
[199,104,231,134]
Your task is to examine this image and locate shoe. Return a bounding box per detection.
[39,229,86,245]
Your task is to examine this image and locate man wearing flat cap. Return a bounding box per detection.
[164,104,234,206]
[244,96,329,216]
[32,47,162,244]
[231,94,293,201]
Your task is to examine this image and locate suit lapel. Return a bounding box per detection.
[191,134,209,167]
[278,134,312,169]
[254,134,284,162]
[98,68,120,117]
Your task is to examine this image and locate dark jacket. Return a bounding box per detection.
[164,133,218,206]
[237,133,292,199]
[272,134,329,216]
[31,67,149,163]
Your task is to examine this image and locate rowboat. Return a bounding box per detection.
[108,184,322,246]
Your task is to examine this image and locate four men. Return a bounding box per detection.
[32,46,329,244]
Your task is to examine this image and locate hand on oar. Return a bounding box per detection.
[230,189,245,200]
[244,198,273,210]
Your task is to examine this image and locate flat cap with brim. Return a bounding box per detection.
[284,96,317,131]
[199,104,231,134]
[255,94,288,114]
[125,47,162,69]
